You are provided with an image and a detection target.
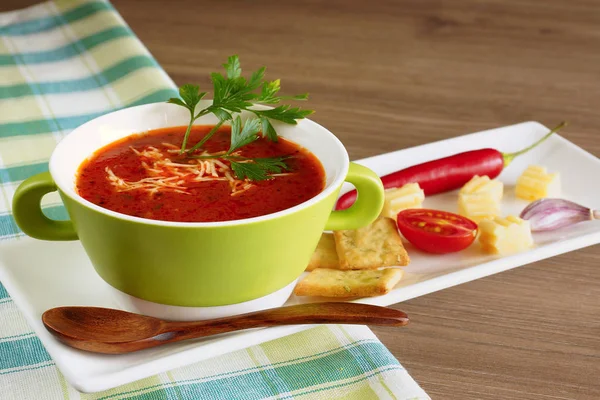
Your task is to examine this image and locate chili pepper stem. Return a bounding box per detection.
[502,121,567,166]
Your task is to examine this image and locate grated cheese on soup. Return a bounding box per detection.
[106,146,256,196]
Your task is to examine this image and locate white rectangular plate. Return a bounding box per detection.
[1,121,598,393]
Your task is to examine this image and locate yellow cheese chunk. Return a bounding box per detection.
[515,165,561,201]
[458,175,504,222]
[478,215,533,255]
[380,183,425,219]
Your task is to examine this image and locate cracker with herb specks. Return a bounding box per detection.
[294,268,404,297]
[306,233,340,271]
[334,217,410,269]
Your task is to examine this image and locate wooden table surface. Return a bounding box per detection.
[3,0,600,399]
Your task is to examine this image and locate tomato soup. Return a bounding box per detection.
[76,126,326,222]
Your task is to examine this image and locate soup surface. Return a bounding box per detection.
[76,125,326,222]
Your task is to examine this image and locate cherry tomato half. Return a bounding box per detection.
[396,209,478,254]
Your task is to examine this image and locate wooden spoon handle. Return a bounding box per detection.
[163,302,409,341]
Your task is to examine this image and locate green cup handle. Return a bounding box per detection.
[325,162,384,231]
[12,172,78,241]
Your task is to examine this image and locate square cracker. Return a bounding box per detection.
[307,233,339,271]
[294,268,404,297]
[334,217,409,269]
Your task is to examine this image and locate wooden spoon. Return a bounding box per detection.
[42,302,408,354]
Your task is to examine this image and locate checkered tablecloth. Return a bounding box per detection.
[0,1,430,398]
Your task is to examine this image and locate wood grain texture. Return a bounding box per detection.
[2,0,599,398]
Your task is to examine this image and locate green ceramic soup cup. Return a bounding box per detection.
[12,102,384,308]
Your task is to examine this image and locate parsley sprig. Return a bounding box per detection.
[167,55,313,180]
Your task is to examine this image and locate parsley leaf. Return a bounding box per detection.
[166,97,186,108]
[230,161,266,181]
[223,55,241,79]
[252,156,290,173]
[260,116,278,142]
[211,108,233,122]
[253,105,314,125]
[248,67,266,91]
[254,81,309,105]
[228,116,261,154]
[257,79,281,104]
[210,73,227,105]
[168,84,206,113]
[230,156,290,181]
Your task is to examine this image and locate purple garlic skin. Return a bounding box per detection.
[519,198,597,232]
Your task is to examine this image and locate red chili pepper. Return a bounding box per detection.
[336,122,566,210]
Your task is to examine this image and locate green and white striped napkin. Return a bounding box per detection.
[0,1,430,399]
